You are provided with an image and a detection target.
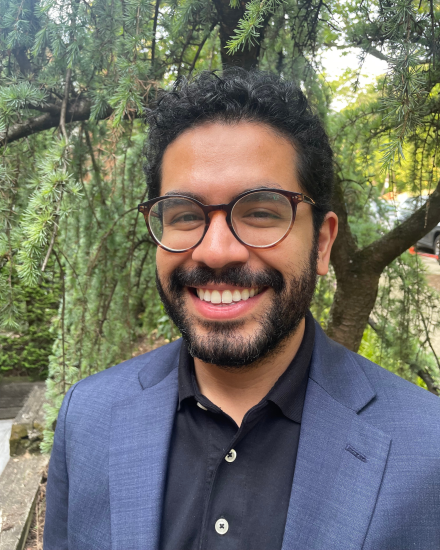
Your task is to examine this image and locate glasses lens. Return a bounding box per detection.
[232,191,293,247]
[149,197,205,251]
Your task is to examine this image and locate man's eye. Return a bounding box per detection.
[169,212,203,224]
[243,210,281,220]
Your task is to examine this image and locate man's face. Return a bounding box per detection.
[155,121,334,368]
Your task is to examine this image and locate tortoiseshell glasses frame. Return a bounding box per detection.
[137,187,316,253]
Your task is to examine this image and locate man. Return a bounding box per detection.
[44,69,440,550]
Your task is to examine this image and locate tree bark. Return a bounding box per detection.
[12,47,33,76]
[212,0,266,69]
[327,175,440,352]
[0,100,113,147]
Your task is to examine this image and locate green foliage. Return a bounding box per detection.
[0,268,60,379]
[312,249,440,392]
[226,0,282,54]
[16,141,80,286]
[359,252,440,391]
[310,266,336,328]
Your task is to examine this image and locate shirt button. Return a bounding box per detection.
[225,449,237,463]
[215,518,229,535]
[197,402,208,411]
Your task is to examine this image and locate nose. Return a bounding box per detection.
[191,211,250,268]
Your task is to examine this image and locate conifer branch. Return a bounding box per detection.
[12,46,33,76]
[86,207,139,276]
[41,200,61,272]
[361,179,440,273]
[189,21,218,74]
[368,317,440,395]
[151,0,161,65]
[53,250,66,394]
[1,101,119,147]
[59,69,72,144]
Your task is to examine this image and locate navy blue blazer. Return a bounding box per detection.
[44,321,440,550]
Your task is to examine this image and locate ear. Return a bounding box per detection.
[316,212,338,276]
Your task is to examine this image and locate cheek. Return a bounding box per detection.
[155,248,191,279]
[254,235,311,274]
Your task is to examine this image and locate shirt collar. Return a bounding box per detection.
[264,309,314,422]
[177,310,315,423]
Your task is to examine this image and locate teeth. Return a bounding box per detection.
[196,287,262,304]
[211,290,221,304]
[232,290,241,302]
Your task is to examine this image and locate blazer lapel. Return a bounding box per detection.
[282,324,391,550]
[109,366,179,550]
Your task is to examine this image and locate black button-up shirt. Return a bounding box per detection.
[159,311,315,550]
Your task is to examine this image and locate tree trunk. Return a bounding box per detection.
[326,268,380,352]
[327,175,440,353]
[212,0,263,69]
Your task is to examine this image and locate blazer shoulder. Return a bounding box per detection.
[354,350,439,409]
[314,321,439,414]
[312,322,440,435]
[67,338,182,407]
[349,349,440,441]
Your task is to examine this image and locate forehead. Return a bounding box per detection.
[160,121,301,202]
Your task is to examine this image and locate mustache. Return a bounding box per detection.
[167,265,285,294]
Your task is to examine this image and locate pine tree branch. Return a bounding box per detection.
[368,317,440,396]
[325,40,389,62]
[41,197,62,273]
[151,0,161,65]
[1,100,111,148]
[365,47,389,62]
[188,21,218,74]
[12,47,34,76]
[59,69,72,144]
[360,179,440,273]
[86,207,139,276]
[212,0,270,69]
[84,127,106,205]
[416,367,440,395]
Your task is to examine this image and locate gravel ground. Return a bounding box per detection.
[24,465,47,550]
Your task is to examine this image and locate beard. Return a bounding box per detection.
[155,246,318,369]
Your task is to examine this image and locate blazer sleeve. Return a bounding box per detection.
[43,384,76,550]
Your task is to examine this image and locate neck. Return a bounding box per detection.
[193,317,306,426]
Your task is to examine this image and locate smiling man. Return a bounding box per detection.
[44,70,440,550]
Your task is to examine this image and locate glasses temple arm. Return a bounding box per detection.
[302,195,316,206]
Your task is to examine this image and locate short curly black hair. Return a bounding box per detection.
[144,68,334,235]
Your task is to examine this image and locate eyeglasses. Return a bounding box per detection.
[137,188,316,253]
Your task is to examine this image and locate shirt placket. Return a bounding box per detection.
[198,406,265,550]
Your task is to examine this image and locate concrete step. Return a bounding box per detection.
[0,382,35,421]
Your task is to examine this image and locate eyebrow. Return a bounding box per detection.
[164,183,285,203]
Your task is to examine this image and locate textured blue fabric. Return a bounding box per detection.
[44,324,440,550]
